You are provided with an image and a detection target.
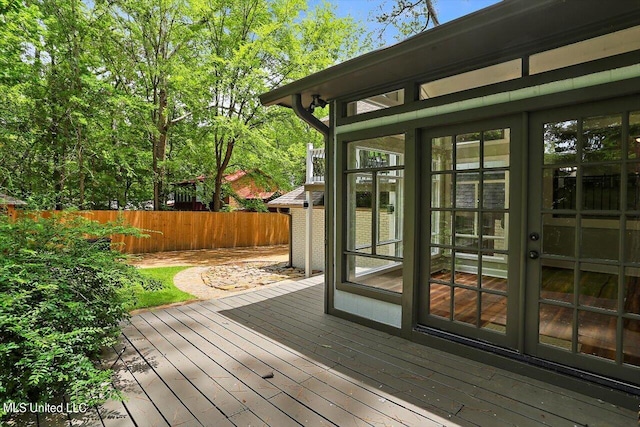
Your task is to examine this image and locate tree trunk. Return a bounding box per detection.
[153,87,169,211]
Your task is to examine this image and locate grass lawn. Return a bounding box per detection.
[132,266,197,310]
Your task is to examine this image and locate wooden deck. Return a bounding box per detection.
[13,276,638,426]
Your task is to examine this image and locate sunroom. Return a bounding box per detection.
[260,0,640,407]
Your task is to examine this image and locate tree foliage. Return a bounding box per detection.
[375,0,439,41]
[0,0,362,210]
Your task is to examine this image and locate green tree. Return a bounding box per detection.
[375,0,440,41]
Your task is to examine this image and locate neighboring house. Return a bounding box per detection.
[260,0,640,406]
[172,170,280,211]
[0,193,26,220]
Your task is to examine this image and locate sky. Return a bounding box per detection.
[312,0,502,46]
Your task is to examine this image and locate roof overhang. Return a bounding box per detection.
[260,0,640,109]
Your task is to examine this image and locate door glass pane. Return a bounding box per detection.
[431,211,451,246]
[456,133,480,170]
[482,212,508,252]
[456,173,479,208]
[432,136,453,171]
[580,216,619,260]
[539,303,573,350]
[582,114,622,162]
[623,319,640,366]
[430,284,451,319]
[624,268,640,315]
[628,111,640,159]
[455,212,477,249]
[454,254,478,287]
[542,214,575,257]
[483,129,509,168]
[625,216,640,263]
[347,173,372,252]
[432,173,453,208]
[481,260,508,292]
[544,120,578,164]
[579,263,618,310]
[346,254,402,292]
[543,167,577,210]
[541,262,574,303]
[578,311,616,361]
[378,173,403,245]
[430,250,452,282]
[454,288,477,325]
[627,162,640,210]
[582,164,621,210]
[481,293,507,333]
[483,171,508,209]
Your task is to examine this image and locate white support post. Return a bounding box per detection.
[305,190,313,278]
[306,142,314,184]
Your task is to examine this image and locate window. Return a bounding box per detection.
[344,134,405,293]
[346,89,405,117]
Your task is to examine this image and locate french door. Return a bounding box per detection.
[420,117,523,350]
[526,98,640,384]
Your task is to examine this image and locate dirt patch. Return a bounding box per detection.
[202,261,305,292]
[128,245,289,268]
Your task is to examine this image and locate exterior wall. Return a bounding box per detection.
[334,289,402,328]
[291,207,325,271]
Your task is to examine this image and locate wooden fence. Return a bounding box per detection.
[68,211,289,254]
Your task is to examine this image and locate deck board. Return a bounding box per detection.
[84,275,638,426]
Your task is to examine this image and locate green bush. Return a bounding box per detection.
[0,212,159,418]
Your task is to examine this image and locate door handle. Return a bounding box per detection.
[529,250,540,259]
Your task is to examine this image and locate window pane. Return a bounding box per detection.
[578,311,616,361]
[623,318,640,366]
[347,135,405,169]
[544,120,578,165]
[483,129,510,168]
[541,263,574,303]
[455,212,478,249]
[430,249,452,283]
[628,111,640,159]
[627,162,640,210]
[432,173,453,208]
[432,136,453,171]
[625,269,640,315]
[543,167,577,210]
[346,89,404,117]
[626,216,640,263]
[579,263,618,311]
[346,254,403,292]
[481,293,507,334]
[378,173,403,244]
[483,170,508,209]
[482,212,508,252]
[454,253,478,287]
[431,211,452,246]
[539,304,572,350]
[582,164,621,210]
[456,133,480,170]
[456,173,479,208]
[582,114,622,162]
[346,173,372,252]
[454,288,478,326]
[581,216,619,260]
[430,284,451,319]
[542,213,575,257]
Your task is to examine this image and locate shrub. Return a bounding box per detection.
[0,212,159,418]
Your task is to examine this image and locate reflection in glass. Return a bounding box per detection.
[481,260,508,291]
[541,264,574,302]
[580,216,619,260]
[544,120,578,164]
[430,284,451,319]
[483,129,509,168]
[627,164,640,210]
[430,253,452,283]
[623,319,640,366]
[346,89,404,117]
[628,111,640,159]
[483,171,508,209]
[578,311,616,361]
[543,167,577,210]
[482,212,508,252]
[454,254,478,287]
[539,303,573,350]
[625,216,640,263]
[432,173,453,208]
[624,268,640,315]
[347,173,372,251]
[456,173,479,208]
[455,212,477,249]
[456,133,480,170]
[346,255,403,293]
[582,164,621,210]
[454,288,477,325]
[481,293,507,333]
[432,136,453,171]
[542,214,575,257]
[377,173,403,245]
[579,264,618,310]
[431,211,452,246]
[347,135,405,169]
[582,115,622,162]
